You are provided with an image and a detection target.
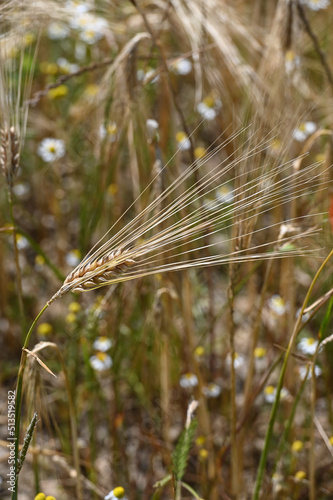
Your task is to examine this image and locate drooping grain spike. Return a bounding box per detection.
[48,247,136,303]
[0,126,20,187]
[0,128,8,180]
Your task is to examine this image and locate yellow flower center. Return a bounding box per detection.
[295,470,306,480]
[272,297,285,308]
[106,123,117,135]
[37,323,53,336]
[35,255,45,266]
[254,347,267,358]
[113,487,125,498]
[194,147,206,159]
[199,449,208,460]
[40,62,58,75]
[70,249,81,260]
[85,84,99,96]
[292,440,303,452]
[96,352,107,361]
[270,139,281,151]
[34,493,46,500]
[203,95,215,108]
[24,33,36,46]
[175,131,187,143]
[48,85,68,99]
[194,346,205,357]
[195,435,206,446]
[69,302,81,313]
[107,183,118,196]
[285,50,295,62]
[66,313,77,324]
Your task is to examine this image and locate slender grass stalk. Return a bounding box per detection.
[181,273,216,490]
[252,249,333,500]
[309,361,316,500]
[243,259,274,405]
[55,347,83,500]
[228,269,239,496]
[7,190,25,333]
[273,365,308,473]
[181,481,204,499]
[13,303,49,500]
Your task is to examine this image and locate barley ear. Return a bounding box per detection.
[0,126,20,188]
[48,248,136,303]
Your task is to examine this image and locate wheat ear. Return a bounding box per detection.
[0,126,20,187]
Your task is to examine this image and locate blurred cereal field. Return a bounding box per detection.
[0,1,333,499]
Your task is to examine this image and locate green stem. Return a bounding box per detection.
[181,481,203,499]
[12,302,50,500]
[252,250,333,500]
[175,480,181,500]
[56,347,83,500]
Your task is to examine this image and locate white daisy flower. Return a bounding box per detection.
[38,138,65,162]
[268,294,287,316]
[254,346,267,372]
[285,50,300,74]
[298,364,322,380]
[136,69,145,81]
[13,183,30,197]
[66,249,81,267]
[202,383,221,398]
[216,185,234,203]
[293,121,316,142]
[48,22,70,40]
[57,57,80,74]
[197,95,222,121]
[90,352,113,371]
[99,122,118,142]
[16,235,29,250]
[144,68,160,84]
[70,13,107,44]
[226,352,245,369]
[175,131,191,151]
[296,308,310,323]
[105,487,128,500]
[170,58,192,75]
[272,473,284,494]
[179,372,198,389]
[203,195,219,211]
[300,0,330,10]
[297,337,319,355]
[93,336,112,352]
[80,22,107,44]
[65,0,92,14]
[146,119,159,142]
[264,385,290,403]
[254,347,267,359]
